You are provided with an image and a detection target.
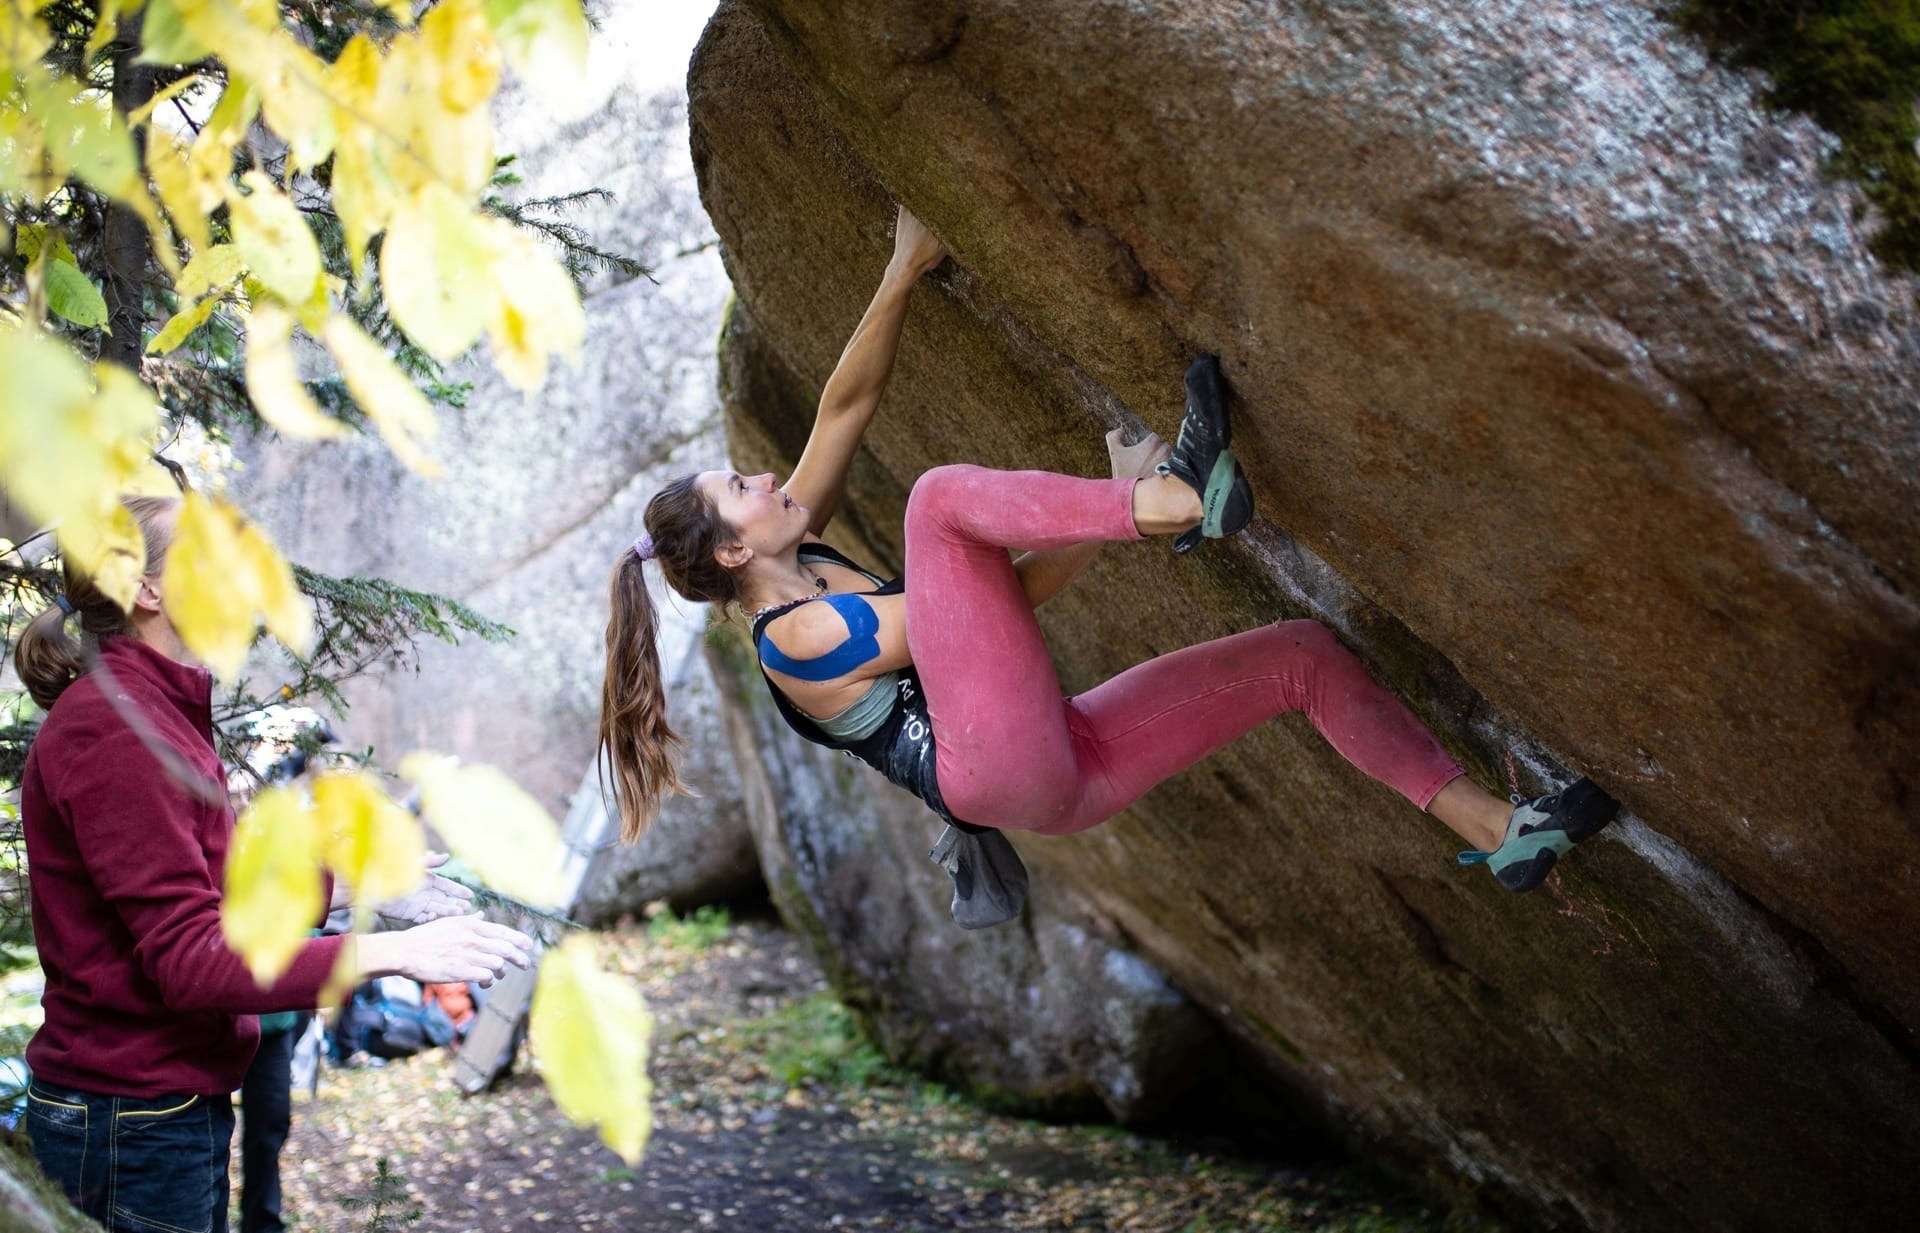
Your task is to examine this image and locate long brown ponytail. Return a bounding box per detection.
[14,495,180,710]
[599,475,744,842]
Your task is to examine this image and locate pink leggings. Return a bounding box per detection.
[903,465,1465,835]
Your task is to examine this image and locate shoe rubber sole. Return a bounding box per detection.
[1169,355,1254,553]
[1470,778,1620,893]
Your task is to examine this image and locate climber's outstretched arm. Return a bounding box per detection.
[785,206,948,534]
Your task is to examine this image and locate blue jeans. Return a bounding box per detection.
[27,1080,235,1233]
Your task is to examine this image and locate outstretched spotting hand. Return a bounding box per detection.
[1106,427,1172,481]
[360,915,534,987]
[890,204,948,281]
[375,851,477,926]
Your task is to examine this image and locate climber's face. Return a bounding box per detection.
[699,469,808,568]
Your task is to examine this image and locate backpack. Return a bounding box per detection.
[338,978,456,1060]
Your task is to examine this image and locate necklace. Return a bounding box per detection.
[751,566,829,622]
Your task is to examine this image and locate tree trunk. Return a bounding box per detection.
[100,10,154,373]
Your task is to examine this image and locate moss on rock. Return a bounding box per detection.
[1673,0,1920,273]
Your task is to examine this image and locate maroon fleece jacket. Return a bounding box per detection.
[22,636,347,1097]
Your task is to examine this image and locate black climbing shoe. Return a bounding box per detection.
[1163,354,1255,554]
[1457,778,1620,892]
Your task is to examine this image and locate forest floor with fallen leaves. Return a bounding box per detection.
[279,912,1450,1233]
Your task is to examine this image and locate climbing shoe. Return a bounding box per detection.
[1162,353,1255,554]
[1457,777,1619,893]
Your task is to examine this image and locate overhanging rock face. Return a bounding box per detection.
[687,2,1920,1229]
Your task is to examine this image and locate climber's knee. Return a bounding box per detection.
[905,463,992,535]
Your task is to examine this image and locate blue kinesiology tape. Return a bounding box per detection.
[757,592,882,682]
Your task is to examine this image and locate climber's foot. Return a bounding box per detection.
[1457,778,1619,893]
[1162,354,1255,554]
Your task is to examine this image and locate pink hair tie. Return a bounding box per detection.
[633,533,656,562]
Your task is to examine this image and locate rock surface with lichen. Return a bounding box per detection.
[687,1,1920,1229]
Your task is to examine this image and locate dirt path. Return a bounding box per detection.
[280,916,1441,1232]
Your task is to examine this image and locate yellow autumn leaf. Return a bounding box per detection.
[0,328,158,609]
[147,79,258,253]
[313,771,425,925]
[243,304,346,439]
[486,235,583,391]
[252,40,337,171]
[483,0,588,103]
[146,293,221,354]
[139,0,213,65]
[60,506,145,609]
[399,752,563,905]
[177,242,246,299]
[223,785,326,985]
[162,492,314,677]
[377,23,494,196]
[380,184,493,360]
[324,36,387,272]
[1,0,54,72]
[238,507,315,657]
[83,0,122,57]
[231,172,322,304]
[321,315,442,476]
[420,0,501,113]
[146,129,211,252]
[10,73,179,276]
[530,934,654,1164]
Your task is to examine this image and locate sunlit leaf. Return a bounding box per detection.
[177,242,245,299]
[146,129,210,252]
[420,0,500,113]
[484,0,589,103]
[254,42,337,170]
[58,502,147,613]
[43,254,109,329]
[377,23,494,196]
[224,786,326,984]
[84,0,122,57]
[321,315,441,475]
[381,184,492,360]
[140,0,213,65]
[324,38,386,274]
[149,79,258,253]
[163,492,314,677]
[243,303,345,440]
[313,771,425,924]
[146,293,221,354]
[0,0,53,71]
[13,223,71,266]
[0,328,158,609]
[531,934,654,1164]
[130,77,214,129]
[399,752,562,905]
[486,236,582,390]
[231,172,322,304]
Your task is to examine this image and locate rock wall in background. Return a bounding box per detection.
[687,2,1920,1230]
[235,81,758,916]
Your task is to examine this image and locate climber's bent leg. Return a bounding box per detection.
[1030,619,1466,836]
[904,465,1144,829]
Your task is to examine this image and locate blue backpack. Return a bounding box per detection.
[337,981,456,1060]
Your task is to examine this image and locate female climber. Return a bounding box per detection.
[599,205,1616,920]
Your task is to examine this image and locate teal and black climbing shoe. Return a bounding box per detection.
[1458,777,1619,892]
[1163,353,1255,554]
